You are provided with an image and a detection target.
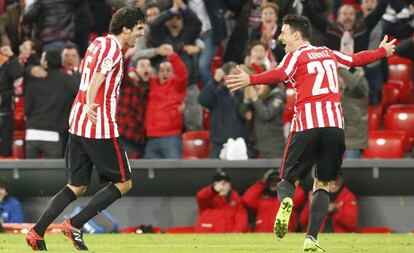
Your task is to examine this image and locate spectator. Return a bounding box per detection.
[0,177,24,223]
[198,62,248,158]
[396,36,414,61]
[117,57,151,157]
[24,50,78,158]
[243,169,305,232]
[149,0,203,131]
[195,171,248,233]
[240,41,267,75]
[13,40,38,96]
[23,0,76,52]
[249,2,285,67]
[73,0,94,56]
[300,174,358,233]
[144,48,187,159]
[188,0,227,86]
[0,0,22,52]
[129,3,173,65]
[0,45,23,157]
[240,84,285,158]
[61,42,81,77]
[339,68,369,158]
[303,0,388,105]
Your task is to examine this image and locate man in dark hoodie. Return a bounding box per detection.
[198,61,248,158]
[24,50,78,158]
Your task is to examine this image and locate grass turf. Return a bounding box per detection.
[1,233,414,253]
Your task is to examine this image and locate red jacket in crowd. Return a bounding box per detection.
[242,181,306,232]
[145,53,187,138]
[195,185,248,233]
[300,187,358,233]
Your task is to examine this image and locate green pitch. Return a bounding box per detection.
[1,233,414,253]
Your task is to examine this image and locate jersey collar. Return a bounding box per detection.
[107,34,122,50]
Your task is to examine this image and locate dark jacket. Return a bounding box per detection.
[198,80,248,144]
[23,0,75,44]
[199,0,227,45]
[303,0,388,52]
[149,7,201,86]
[0,56,23,114]
[340,68,369,150]
[239,87,286,158]
[24,69,78,132]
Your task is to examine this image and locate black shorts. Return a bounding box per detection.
[65,134,131,186]
[280,127,345,182]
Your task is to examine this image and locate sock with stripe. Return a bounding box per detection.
[33,186,77,236]
[70,183,121,229]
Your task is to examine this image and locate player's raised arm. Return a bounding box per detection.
[333,35,396,68]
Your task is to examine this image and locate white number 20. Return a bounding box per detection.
[307,59,339,95]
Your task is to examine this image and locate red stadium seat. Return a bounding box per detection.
[165,226,194,234]
[383,104,414,151]
[388,56,413,84]
[368,105,382,131]
[357,227,392,234]
[381,82,403,109]
[362,131,405,158]
[387,56,414,103]
[182,131,210,159]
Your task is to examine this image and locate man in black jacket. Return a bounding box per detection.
[24,50,78,158]
[198,61,248,158]
[0,45,23,156]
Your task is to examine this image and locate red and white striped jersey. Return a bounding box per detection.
[69,35,124,139]
[249,44,386,132]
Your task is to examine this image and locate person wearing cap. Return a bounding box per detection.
[243,169,305,232]
[198,62,248,158]
[0,177,24,223]
[300,173,358,233]
[195,171,248,233]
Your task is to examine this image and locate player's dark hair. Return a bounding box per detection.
[109,7,145,35]
[44,50,62,69]
[283,14,312,41]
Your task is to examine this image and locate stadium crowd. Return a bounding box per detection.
[0,0,413,160]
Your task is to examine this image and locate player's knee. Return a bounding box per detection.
[114,180,132,195]
[67,184,88,197]
[312,179,330,193]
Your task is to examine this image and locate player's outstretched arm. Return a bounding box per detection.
[225,66,287,92]
[334,35,396,68]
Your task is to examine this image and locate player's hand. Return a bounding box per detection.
[30,66,47,78]
[379,35,396,57]
[87,103,100,124]
[225,66,251,92]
